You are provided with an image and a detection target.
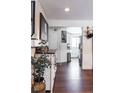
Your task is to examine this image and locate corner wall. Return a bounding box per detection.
[31,0,47,57]
[82,25,93,69]
[32,0,47,39]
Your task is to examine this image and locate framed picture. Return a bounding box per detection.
[39,13,48,42]
[31,1,35,36]
[61,31,67,43]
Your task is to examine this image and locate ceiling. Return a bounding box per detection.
[40,0,93,20]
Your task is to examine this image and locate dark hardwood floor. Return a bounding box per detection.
[53,59,93,93]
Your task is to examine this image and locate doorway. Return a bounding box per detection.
[67,27,82,66]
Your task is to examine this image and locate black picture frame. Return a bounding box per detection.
[31,1,35,36]
[39,13,48,42]
[61,31,67,43]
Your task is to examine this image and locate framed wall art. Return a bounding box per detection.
[61,31,67,43]
[39,13,48,42]
[31,1,35,36]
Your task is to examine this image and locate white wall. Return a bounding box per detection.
[82,26,93,69]
[48,27,67,63]
[31,0,48,56]
[32,0,47,39]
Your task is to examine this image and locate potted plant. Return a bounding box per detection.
[31,40,50,92]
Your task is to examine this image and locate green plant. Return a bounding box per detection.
[32,54,50,82]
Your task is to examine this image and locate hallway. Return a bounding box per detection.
[53,59,93,93]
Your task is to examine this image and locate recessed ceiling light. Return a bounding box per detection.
[64,7,70,12]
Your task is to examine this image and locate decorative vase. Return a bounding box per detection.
[34,82,46,92]
[33,77,46,93]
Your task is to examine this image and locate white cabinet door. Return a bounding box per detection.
[44,67,51,90]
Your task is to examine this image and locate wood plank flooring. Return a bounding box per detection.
[53,59,93,93]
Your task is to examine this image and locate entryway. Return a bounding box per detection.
[67,27,83,66]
